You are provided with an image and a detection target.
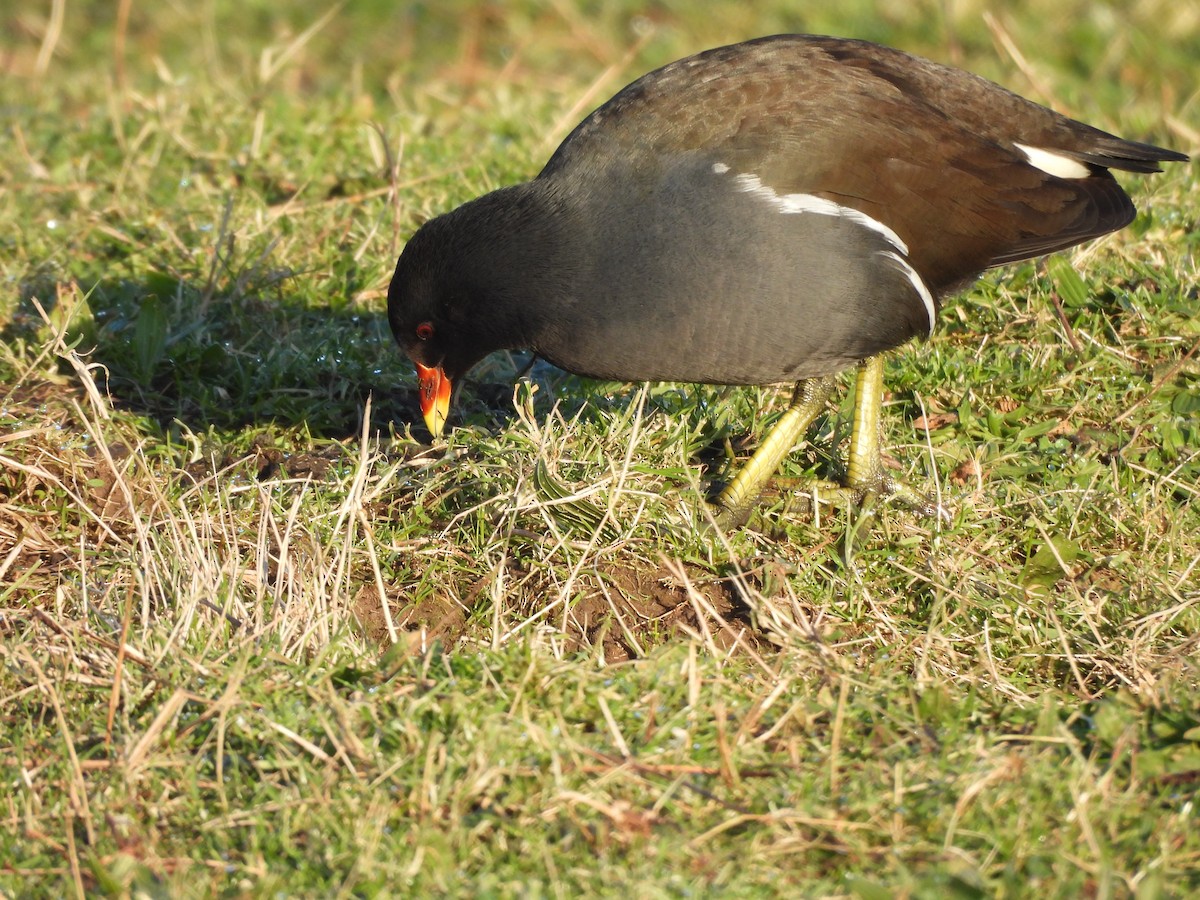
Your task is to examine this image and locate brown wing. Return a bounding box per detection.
[541,35,1184,294]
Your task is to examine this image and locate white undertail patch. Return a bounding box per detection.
[720,168,936,336]
[1014,143,1091,179]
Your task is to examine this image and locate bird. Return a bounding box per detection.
[387,34,1186,527]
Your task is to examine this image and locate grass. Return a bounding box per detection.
[2,0,1199,896]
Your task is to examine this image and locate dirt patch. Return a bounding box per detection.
[562,562,760,662]
[355,557,766,663]
[181,438,349,486]
[352,584,469,650]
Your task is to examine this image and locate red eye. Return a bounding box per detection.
[415,321,434,341]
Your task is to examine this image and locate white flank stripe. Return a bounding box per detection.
[716,166,935,335]
[878,251,937,337]
[728,172,910,255]
[1014,143,1091,179]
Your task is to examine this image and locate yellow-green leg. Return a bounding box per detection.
[842,355,941,513]
[712,356,941,528]
[713,375,836,527]
[845,354,886,493]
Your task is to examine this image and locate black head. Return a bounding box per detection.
[387,181,574,383]
[388,214,486,384]
[387,182,576,437]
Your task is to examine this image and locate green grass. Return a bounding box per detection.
[2,1,1199,896]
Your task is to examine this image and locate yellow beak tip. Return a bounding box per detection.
[423,407,448,440]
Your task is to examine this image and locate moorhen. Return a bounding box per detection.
[388,35,1186,526]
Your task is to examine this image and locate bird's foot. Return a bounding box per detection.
[708,470,949,533]
[782,472,949,521]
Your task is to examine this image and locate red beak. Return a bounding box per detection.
[415,362,452,439]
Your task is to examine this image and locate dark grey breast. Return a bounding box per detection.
[524,153,936,384]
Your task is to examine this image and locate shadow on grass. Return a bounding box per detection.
[10,269,433,441]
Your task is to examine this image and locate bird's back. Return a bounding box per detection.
[542,35,1181,293]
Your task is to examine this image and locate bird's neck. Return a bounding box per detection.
[443,179,578,349]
